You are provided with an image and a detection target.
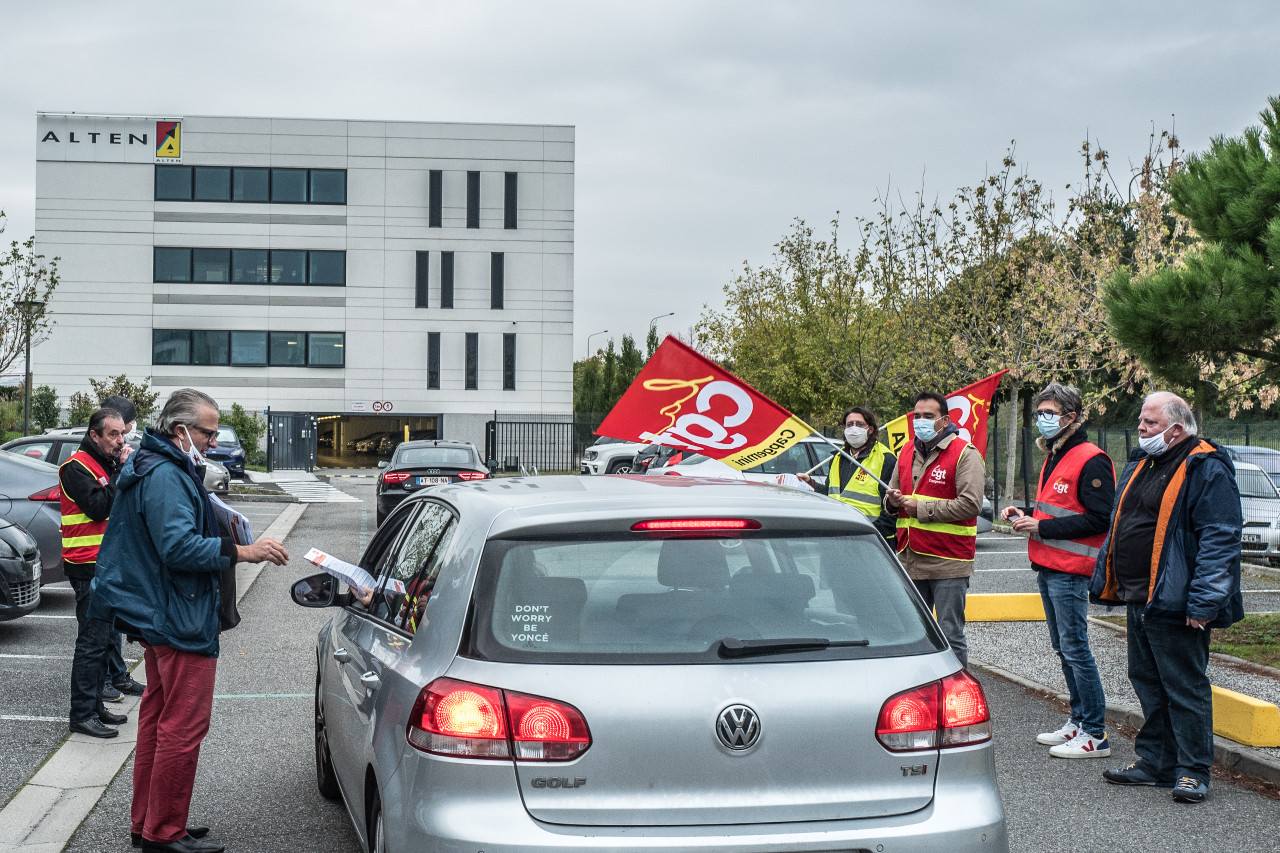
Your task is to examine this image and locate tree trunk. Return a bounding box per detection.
[1004,379,1020,504]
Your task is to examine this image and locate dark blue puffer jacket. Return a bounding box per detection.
[1090,438,1244,628]
[88,429,231,656]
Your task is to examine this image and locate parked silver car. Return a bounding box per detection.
[2,431,231,495]
[292,476,1006,853]
[0,451,64,584]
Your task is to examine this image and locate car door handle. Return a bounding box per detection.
[332,648,352,663]
[360,671,381,690]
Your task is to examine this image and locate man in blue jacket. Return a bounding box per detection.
[91,389,288,853]
[1091,391,1243,804]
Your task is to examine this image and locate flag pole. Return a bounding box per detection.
[798,420,891,491]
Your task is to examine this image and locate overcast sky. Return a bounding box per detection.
[3,1,1278,356]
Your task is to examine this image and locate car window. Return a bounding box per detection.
[472,532,938,663]
[1237,467,1279,499]
[370,502,456,631]
[55,441,81,465]
[744,442,815,476]
[216,427,239,445]
[0,450,58,473]
[356,502,419,586]
[395,447,476,467]
[9,442,54,463]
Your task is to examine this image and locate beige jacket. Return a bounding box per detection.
[884,432,985,580]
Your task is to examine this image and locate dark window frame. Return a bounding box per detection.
[440,251,455,309]
[466,171,480,229]
[153,329,345,368]
[415,252,430,309]
[504,172,518,229]
[154,248,345,286]
[465,332,479,390]
[155,165,347,205]
[428,170,442,228]
[491,252,504,310]
[154,247,193,283]
[427,332,441,390]
[503,333,516,391]
[152,330,192,365]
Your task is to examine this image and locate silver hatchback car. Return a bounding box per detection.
[293,476,1006,853]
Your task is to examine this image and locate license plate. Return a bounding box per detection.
[417,476,449,486]
[1244,533,1262,543]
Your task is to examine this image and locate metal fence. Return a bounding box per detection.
[484,418,603,473]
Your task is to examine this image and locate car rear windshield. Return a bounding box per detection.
[1238,467,1279,499]
[469,533,942,663]
[396,447,476,467]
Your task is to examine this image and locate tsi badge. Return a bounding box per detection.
[717,704,761,750]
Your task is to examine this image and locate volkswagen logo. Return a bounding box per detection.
[716,704,761,750]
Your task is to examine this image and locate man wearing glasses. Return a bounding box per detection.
[90,389,289,853]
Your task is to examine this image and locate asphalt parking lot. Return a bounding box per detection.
[3,480,1279,851]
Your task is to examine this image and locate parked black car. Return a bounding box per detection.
[376,440,489,524]
[0,518,42,621]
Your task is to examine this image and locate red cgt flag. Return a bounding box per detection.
[596,336,813,470]
[881,370,1008,457]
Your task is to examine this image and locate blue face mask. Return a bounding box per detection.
[913,418,938,442]
[1036,412,1063,439]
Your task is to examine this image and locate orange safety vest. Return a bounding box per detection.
[895,437,977,562]
[1027,442,1113,576]
[59,450,110,565]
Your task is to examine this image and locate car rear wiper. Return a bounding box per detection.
[715,636,869,658]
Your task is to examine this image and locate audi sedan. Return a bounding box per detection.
[292,476,1006,853]
[374,440,488,524]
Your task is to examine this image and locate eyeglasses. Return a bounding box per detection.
[185,424,219,440]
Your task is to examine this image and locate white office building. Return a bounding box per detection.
[33,112,574,466]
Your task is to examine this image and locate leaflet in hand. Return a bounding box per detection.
[209,494,253,545]
[304,548,405,594]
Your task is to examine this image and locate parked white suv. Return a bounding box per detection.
[580,436,647,475]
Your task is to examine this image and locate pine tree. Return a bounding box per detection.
[1105,95,1280,402]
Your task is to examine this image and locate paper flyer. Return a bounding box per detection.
[209,494,253,545]
[304,547,406,595]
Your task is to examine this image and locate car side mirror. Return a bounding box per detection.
[377,460,388,469]
[291,572,350,608]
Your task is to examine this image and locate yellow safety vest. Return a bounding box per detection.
[828,442,890,518]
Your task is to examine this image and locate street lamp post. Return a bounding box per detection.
[648,311,675,332]
[17,299,45,437]
[586,329,609,359]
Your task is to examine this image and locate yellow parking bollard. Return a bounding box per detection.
[962,593,1046,622]
[1211,685,1280,748]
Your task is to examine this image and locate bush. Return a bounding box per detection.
[30,385,59,431]
[221,403,267,466]
[87,375,160,425]
[67,391,95,427]
[0,399,21,434]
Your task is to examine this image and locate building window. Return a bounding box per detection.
[230,331,267,365]
[154,247,192,282]
[504,172,517,229]
[490,253,504,309]
[308,332,345,367]
[503,333,516,390]
[440,251,454,309]
[308,251,346,286]
[152,330,191,364]
[191,330,230,365]
[233,168,269,202]
[270,250,307,284]
[154,330,343,368]
[465,333,478,390]
[157,166,346,204]
[192,248,230,283]
[194,167,232,202]
[466,171,480,229]
[427,332,440,389]
[155,166,193,201]
[232,249,269,283]
[429,170,442,228]
[415,252,429,308]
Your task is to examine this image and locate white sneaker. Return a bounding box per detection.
[1049,731,1111,759]
[1036,719,1080,746]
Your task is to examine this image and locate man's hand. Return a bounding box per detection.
[1011,516,1040,535]
[797,472,813,486]
[119,445,134,463]
[236,536,289,566]
[1187,617,1209,630]
[1000,506,1023,522]
[899,496,919,517]
[886,488,903,509]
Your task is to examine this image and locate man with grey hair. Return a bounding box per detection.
[1091,391,1243,803]
[91,389,288,852]
[1002,382,1115,758]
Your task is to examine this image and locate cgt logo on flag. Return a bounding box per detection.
[156,121,181,159]
[595,337,813,471]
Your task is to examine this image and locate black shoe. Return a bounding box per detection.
[70,718,119,738]
[99,709,128,725]
[101,683,124,703]
[140,835,223,853]
[132,827,211,848]
[114,677,147,696]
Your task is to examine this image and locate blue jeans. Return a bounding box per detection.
[1126,603,1214,785]
[1037,570,1106,737]
[69,577,111,723]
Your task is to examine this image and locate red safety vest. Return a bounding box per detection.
[895,437,977,562]
[59,450,109,565]
[1028,442,1113,577]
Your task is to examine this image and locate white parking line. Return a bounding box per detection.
[974,568,1032,572]
[0,654,139,662]
[0,715,62,723]
[22,614,77,620]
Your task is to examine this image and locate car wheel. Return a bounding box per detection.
[315,672,341,800]
[369,794,386,853]
[608,461,633,475]
[376,510,386,527]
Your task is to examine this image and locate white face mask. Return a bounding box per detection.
[179,425,207,467]
[844,425,869,447]
[1138,424,1174,456]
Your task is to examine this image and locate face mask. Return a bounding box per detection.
[1036,412,1064,439]
[1138,424,1174,456]
[913,418,938,442]
[844,426,868,447]
[179,425,206,468]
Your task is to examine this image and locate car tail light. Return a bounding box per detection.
[631,518,761,532]
[407,678,591,762]
[382,472,411,484]
[457,472,486,480]
[28,485,61,502]
[876,670,990,751]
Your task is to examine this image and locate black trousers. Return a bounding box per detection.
[69,577,111,724]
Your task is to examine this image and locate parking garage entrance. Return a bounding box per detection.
[316,414,440,468]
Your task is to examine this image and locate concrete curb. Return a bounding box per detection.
[0,503,309,852]
[972,654,1280,787]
